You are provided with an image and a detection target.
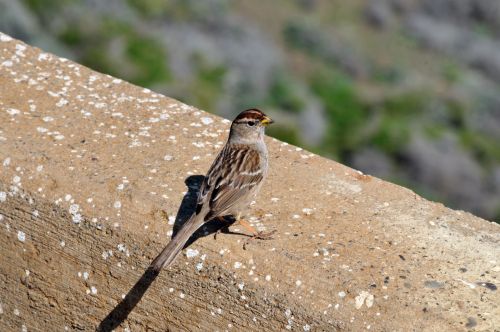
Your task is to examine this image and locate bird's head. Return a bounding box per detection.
[229,108,274,143]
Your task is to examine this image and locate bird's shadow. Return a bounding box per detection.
[97,175,244,332]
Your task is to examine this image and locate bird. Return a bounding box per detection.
[150,108,274,273]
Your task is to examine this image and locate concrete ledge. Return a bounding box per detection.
[0,32,499,331]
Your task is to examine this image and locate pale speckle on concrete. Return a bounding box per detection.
[186,248,199,258]
[17,230,26,242]
[355,291,374,309]
[201,117,214,125]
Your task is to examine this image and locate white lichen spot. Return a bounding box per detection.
[296,280,302,287]
[201,117,214,125]
[179,292,185,299]
[69,204,79,214]
[3,157,11,167]
[338,291,346,298]
[163,155,173,161]
[303,324,311,331]
[302,208,313,215]
[56,98,68,107]
[114,201,121,209]
[60,240,65,247]
[72,214,82,224]
[17,231,26,242]
[65,194,72,202]
[102,250,113,260]
[83,272,89,280]
[36,165,43,172]
[265,275,272,281]
[91,286,97,295]
[355,291,374,309]
[186,248,199,258]
[234,262,242,269]
[36,127,48,133]
[6,108,20,116]
[0,192,6,202]
[168,215,175,225]
[195,262,203,271]
[0,33,13,42]
[38,53,49,61]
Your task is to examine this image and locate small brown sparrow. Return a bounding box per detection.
[150,109,274,272]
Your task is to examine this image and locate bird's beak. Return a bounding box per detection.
[260,116,274,126]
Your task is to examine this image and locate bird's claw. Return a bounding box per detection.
[243,230,276,250]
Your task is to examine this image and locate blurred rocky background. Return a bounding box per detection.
[2,0,500,223]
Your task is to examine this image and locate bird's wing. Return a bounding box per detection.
[198,144,264,220]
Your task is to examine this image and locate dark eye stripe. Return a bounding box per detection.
[234,119,258,124]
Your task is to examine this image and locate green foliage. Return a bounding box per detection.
[460,130,500,165]
[23,0,72,19]
[59,18,171,87]
[372,92,427,153]
[126,34,171,86]
[127,0,171,17]
[283,21,323,56]
[188,54,227,112]
[311,70,368,157]
[372,65,404,85]
[267,75,304,113]
[442,62,462,83]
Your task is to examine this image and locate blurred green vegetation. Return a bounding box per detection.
[13,0,500,222]
[59,18,171,87]
[266,75,305,113]
[311,70,367,157]
[190,54,227,111]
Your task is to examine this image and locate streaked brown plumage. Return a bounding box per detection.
[150,109,273,272]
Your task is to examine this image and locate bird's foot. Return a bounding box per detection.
[243,230,276,250]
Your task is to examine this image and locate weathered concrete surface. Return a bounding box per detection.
[0,32,499,332]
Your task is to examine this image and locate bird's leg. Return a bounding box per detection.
[232,214,276,249]
[213,216,231,240]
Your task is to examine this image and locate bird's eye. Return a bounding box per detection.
[247,121,256,127]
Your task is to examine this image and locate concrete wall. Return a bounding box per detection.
[0,32,498,331]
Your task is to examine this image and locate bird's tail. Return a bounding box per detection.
[149,212,205,273]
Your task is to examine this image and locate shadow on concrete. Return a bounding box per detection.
[97,175,246,331]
